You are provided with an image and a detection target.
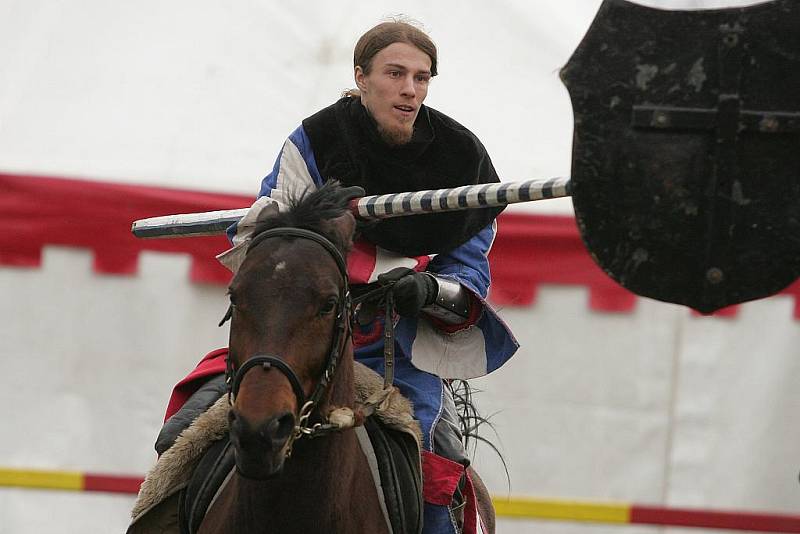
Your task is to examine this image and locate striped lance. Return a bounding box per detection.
[131,176,572,239]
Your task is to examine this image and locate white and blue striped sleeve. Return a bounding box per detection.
[227,126,324,243]
[427,221,496,298]
[257,126,325,206]
[396,220,520,379]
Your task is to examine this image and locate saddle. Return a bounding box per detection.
[360,416,423,534]
[178,417,422,534]
[178,436,233,534]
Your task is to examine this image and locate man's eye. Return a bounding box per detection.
[415,75,430,84]
[388,71,401,78]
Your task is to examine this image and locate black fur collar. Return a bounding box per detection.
[302,97,503,256]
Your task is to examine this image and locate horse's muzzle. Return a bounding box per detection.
[228,409,296,479]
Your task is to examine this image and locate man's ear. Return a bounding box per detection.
[354,66,367,92]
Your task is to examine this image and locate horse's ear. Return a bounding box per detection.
[321,211,357,254]
[318,182,361,254]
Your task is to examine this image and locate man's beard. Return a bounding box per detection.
[377,122,414,146]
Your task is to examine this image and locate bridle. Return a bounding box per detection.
[223,226,352,447]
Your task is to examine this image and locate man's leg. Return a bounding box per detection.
[357,351,468,534]
[434,384,469,466]
[155,374,227,455]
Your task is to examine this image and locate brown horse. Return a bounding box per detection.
[197,183,495,534]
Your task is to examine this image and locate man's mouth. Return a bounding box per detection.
[394,105,415,113]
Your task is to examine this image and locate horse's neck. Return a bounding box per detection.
[279,429,361,496]
[199,434,351,533]
[215,427,383,533]
[275,350,360,498]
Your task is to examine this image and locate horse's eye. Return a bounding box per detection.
[319,297,338,316]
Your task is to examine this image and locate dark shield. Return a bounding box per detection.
[560,0,800,313]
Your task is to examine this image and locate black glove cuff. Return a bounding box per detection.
[420,272,438,306]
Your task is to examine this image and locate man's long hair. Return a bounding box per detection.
[343,18,437,99]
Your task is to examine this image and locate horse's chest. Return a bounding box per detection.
[199,466,391,534]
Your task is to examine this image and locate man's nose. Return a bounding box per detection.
[400,74,416,97]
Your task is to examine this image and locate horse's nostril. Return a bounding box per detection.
[266,412,295,443]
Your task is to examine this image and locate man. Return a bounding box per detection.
[159,20,518,534]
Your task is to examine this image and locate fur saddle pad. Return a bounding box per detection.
[128,362,422,533]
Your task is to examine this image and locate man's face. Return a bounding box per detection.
[355,42,432,146]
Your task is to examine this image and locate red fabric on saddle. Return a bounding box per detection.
[421,450,481,534]
[463,467,483,534]
[163,348,228,422]
[421,450,463,506]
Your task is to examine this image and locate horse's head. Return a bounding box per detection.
[225,182,357,479]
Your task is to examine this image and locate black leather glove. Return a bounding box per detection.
[378,267,437,318]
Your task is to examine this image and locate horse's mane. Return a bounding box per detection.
[250,181,355,253]
[450,380,511,493]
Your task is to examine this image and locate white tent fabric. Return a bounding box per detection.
[0,1,793,533]
[8,0,769,212]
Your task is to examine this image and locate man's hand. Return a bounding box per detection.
[378,267,437,318]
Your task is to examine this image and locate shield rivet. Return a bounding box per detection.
[706,267,725,284]
[759,116,780,132]
[722,32,739,48]
[653,111,670,127]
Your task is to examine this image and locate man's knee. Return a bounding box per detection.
[432,383,469,466]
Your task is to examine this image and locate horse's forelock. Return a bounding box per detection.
[251,182,355,254]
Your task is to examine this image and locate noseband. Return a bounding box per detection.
[225,226,351,443]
